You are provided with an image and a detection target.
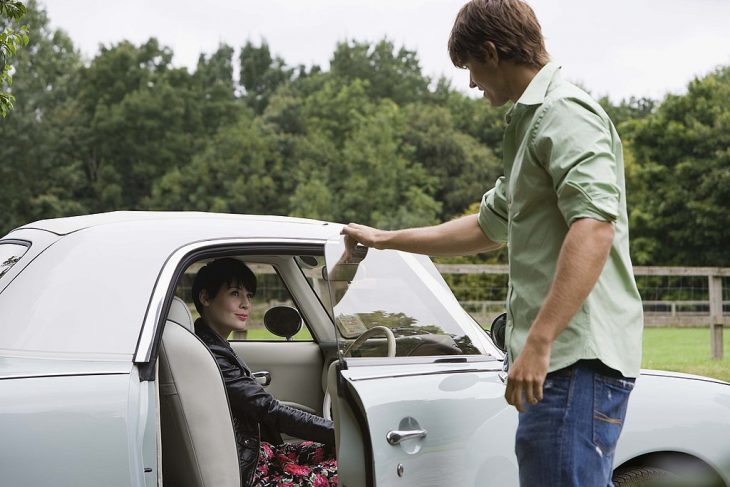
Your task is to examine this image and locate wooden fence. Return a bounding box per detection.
[436,264,728,360]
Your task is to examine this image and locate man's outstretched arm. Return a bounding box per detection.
[341,214,502,256]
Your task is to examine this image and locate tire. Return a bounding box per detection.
[612,466,677,487]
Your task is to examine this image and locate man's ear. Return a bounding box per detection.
[483,41,499,65]
[199,289,211,308]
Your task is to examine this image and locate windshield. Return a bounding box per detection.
[324,238,488,357]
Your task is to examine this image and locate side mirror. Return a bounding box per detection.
[490,312,507,352]
[264,306,303,341]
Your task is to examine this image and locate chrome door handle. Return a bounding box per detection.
[386,429,427,445]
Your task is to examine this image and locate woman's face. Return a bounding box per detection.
[201,282,253,338]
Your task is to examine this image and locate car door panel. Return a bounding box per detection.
[230,341,325,413]
[337,361,519,486]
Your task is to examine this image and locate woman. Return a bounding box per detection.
[192,258,337,487]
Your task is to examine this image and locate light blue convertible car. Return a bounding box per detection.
[1,212,728,486]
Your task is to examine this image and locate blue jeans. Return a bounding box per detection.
[515,361,635,487]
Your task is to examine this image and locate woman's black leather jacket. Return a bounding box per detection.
[195,319,335,486]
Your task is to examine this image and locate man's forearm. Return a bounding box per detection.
[527,218,615,347]
[343,214,502,256]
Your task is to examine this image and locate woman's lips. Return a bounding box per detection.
[235,314,248,321]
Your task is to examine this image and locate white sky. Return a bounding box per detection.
[41,0,730,102]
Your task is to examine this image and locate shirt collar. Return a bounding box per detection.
[515,62,561,106]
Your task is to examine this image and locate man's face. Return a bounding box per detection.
[465,57,511,107]
[201,282,253,337]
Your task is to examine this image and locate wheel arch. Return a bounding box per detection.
[615,450,725,486]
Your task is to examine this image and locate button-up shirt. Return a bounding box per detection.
[478,62,643,377]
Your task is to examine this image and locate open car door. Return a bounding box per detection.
[324,237,519,487]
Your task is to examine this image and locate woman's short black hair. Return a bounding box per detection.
[191,258,257,315]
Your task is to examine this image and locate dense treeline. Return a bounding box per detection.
[1,2,729,266]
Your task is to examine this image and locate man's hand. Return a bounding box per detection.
[505,335,551,412]
[341,223,388,249]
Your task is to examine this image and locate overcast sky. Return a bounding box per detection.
[41,0,730,102]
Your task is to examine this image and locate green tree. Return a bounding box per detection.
[0,0,28,117]
[286,132,340,221]
[57,39,244,212]
[194,44,239,129]
[337,100,441,228]
[440,88,508,159]
[68,39,193,209]
[299,78,374,145]
[0,0,83,234]
[401,103,501,218]
[330,39,429,106]
[240,40,292,113]
[598,95,656,133]
[625,66,730,265]
[147,113,294,215]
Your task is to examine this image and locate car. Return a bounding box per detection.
[1,211,728,487]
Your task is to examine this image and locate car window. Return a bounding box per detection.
[0,242,29,280]
[303,250,484,357]
[177,260,312,342]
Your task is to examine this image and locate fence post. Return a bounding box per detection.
[709,274,724,360]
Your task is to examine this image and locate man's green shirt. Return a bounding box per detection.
[478,63,643,378]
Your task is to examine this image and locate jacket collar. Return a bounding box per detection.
[194,318,229,347]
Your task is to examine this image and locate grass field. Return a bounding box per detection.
[642,327,730,382]
[240,326,730,382]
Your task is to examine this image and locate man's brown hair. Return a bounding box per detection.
[448,0,549,68]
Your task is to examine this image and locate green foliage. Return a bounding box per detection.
[240,40,293,113]
[598,95,656,132]
[330,39,429,105]
[0,0,29,117]
[2,3,728,269]
[401,103,501,217]
[623,66,730,265]
[148,113,292,215]
[337,100,441,227]
[0,0,82,229]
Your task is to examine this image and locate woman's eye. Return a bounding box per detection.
[231,291,239,297]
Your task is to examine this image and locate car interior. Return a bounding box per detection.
[157,252,345,487]
[156,250,478,487]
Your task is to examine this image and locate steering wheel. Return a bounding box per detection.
[342,325,396,358]
[323,326,396,420]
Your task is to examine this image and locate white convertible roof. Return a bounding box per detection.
[17,211,330,236]
[2,211,341,359]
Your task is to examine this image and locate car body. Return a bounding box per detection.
[1,211,728,487]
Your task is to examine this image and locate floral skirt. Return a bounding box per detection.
[252,440,337,486]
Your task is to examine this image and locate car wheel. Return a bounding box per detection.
[612,466,677,486]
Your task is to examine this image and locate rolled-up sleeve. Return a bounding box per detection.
[478,177,509,243]
[530,98,621,226]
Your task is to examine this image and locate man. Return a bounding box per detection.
[342,0,643,485]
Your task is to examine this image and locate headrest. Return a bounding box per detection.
[168,296,194,332]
